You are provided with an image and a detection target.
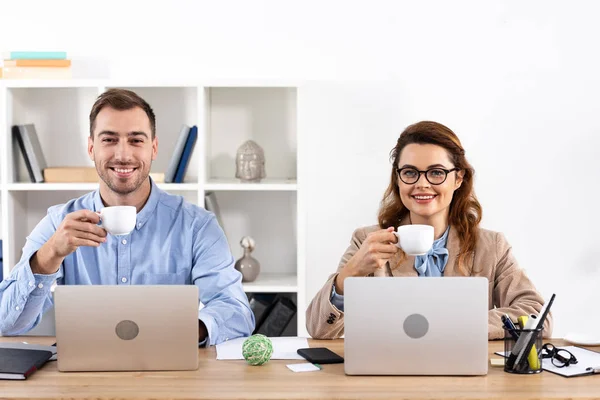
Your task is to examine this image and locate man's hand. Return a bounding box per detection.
[30,210,107,275]
[199,320,208,343]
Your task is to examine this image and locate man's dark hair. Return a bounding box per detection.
[89,88,156,138]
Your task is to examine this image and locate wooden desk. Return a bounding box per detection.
[0,337,598,399]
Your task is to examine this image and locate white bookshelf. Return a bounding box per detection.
[0,80,305,336]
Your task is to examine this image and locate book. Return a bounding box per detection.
[149,172,165,183]
[3,59,71,67]
[43,167,164,184]
[0,348,53,380]
[13,124,48,183]
[0,66,72,79]
[164,124,190,183]
[173,125,198,183]
[44,167,99,182]
[204,192,227,239]
[255,296,297,337]
[5,51,67,60]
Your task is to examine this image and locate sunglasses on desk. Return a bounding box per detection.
[540,343,578,368]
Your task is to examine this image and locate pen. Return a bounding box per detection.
[586,366,600,374]
[501,314,520,341]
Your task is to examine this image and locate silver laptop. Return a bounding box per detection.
[54,285,199,372]
[344,277,488,375]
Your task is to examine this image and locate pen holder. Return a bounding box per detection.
[503,327,544,374]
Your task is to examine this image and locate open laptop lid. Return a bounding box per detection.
[55,285,199,372]
[344,277,488,376]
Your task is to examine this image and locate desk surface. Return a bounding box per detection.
[0,337,599,400]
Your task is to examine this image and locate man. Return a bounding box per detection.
[0,89,255,345]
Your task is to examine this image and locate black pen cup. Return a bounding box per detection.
[503,327,544,374]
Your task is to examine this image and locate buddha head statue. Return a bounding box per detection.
[235,140,266,183]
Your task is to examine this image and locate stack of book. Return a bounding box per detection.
[1,51,72,79]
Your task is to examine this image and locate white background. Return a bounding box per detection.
[2,0,599,338]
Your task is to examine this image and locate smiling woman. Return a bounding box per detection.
[305,120,552,341]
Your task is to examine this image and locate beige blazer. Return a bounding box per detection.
[306,222,553,341]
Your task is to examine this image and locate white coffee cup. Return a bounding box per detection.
[99,206,136,236]
[394,224,434,256]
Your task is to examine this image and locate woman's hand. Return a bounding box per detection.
[335,227,398,294]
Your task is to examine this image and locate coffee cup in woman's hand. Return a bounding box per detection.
[394,225,434,256]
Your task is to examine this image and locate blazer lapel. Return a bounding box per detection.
[390,252,418,277]
[443,226,473,276]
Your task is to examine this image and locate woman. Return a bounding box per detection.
[306,121,552,340]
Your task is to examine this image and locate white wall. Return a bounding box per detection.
[2,0,600,337]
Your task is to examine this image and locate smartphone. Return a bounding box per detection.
[297,347,344,364]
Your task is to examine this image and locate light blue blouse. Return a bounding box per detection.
[414,226,450,277]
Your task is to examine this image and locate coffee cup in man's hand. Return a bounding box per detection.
[98,206,136,236]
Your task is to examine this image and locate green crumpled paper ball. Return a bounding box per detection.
[242,334,273,366]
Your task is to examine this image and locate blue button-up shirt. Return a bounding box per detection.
[0,179,255,345]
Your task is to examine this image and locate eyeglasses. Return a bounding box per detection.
[396,167,460,185]
[541,343,578,368]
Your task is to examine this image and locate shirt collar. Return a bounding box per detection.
[92,177,161,231]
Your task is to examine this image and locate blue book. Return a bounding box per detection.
[8,51,67,60]
[164,124,190,183]
[173,126,198,183]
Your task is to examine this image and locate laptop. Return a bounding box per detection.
[54,285,199,372]
[344,277,488,375]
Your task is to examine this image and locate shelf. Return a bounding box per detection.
[1,80,103,88]
[242,273,298,293]
[7,183,99,191]
[0,79,302,89]
[0,81,303,336]
[7,183,198,191]
[204,179,297,191]
[157,183,198,191]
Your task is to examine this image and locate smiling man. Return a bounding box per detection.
[0,89,255,345]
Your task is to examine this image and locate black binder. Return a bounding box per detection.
[255,296,297,337]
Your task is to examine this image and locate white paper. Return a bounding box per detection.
[216,336,308,360]
[287,363,321,372]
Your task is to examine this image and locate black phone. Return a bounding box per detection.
[297,347,344,364]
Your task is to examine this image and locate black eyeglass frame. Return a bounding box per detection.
[541,343,578,368]
[396,167,460,185]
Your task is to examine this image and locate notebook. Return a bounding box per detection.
[0,348,54,380]
[496,346,600,377]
